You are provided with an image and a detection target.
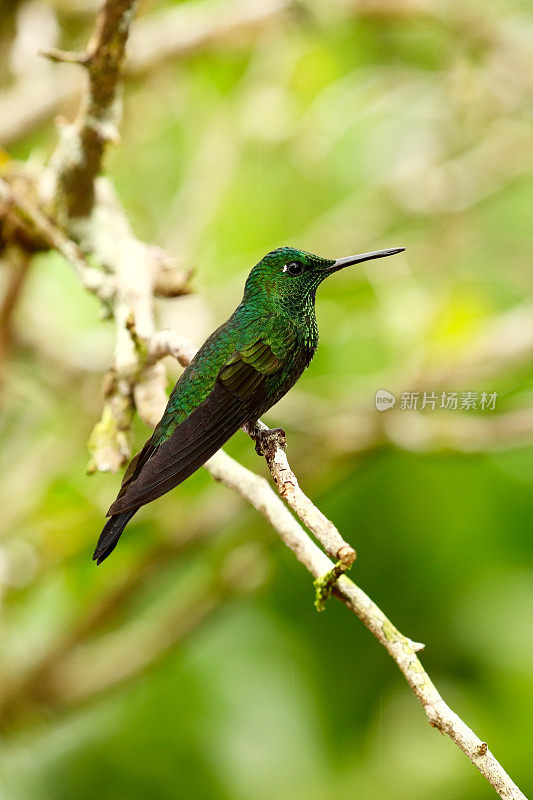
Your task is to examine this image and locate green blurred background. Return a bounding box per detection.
[1,0,532,797]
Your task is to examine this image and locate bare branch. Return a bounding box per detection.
[146,328,197,368]
[0,177,113,301]
[40,47,89,65]
[50,0,138,221]
[84,179,169,472]
[205,450,526,800]
[247,420,356,569]
[32,0,191,471]
[153,264,194,298]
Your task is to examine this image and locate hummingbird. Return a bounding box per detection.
[93,245,404,564]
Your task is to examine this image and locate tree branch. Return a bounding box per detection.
[0,177,114,301]
[205,449,527,800]
[248,420,356,570]
[49,0,138,222]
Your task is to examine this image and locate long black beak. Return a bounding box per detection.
[328,247,405,273]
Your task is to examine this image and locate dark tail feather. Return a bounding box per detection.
[93,509,138,565]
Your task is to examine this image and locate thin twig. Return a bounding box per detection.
[50,0,138,221]
[0,178,114,300]
[246,419,356,568]
[40,47,89,65]
[38,0,191,472]
[205,450,527,800]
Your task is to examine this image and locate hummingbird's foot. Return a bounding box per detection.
[314,560,345,612]
[248,425,286,457]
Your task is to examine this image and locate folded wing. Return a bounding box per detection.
[107,340,283,515]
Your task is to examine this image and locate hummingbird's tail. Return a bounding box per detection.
[93,509,138,565]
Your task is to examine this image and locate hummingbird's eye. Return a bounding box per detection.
[284,261,304,276]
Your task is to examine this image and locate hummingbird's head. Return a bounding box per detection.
[243,246,404,311]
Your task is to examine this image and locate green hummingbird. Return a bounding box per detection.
[94,245,404,563]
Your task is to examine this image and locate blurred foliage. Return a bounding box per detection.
[1,0,533,798]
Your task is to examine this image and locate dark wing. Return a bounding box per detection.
[107,341,282,515]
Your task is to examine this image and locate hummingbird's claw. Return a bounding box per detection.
[250,426,286,457]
